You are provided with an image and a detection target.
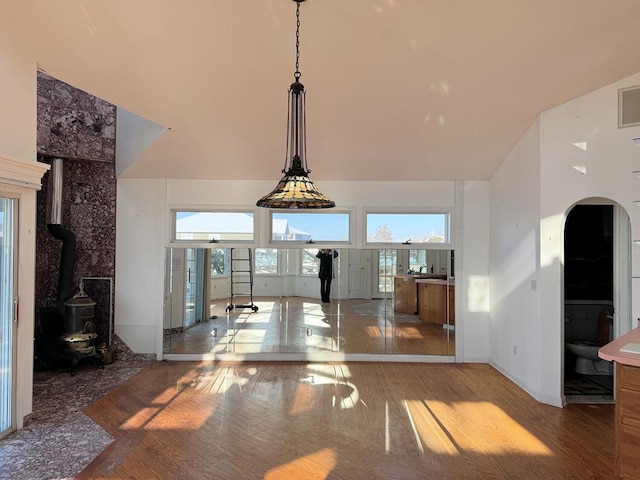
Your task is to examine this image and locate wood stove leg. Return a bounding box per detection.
[70,357,79,376]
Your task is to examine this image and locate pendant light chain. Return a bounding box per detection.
[295,1,301,80]
[255,0,335,209]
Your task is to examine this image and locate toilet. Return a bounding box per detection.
[565,340,612,375]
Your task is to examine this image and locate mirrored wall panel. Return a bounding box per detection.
[163,248,455,357]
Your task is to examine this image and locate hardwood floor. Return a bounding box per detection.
[165,297,454,356]
[78,361,616,479]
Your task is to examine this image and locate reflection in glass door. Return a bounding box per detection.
[184,248,205,329]
[376,249,397,297]
[0,197,16,437]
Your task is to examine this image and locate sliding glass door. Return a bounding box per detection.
[376,249,397,297]
[185,248,205,329]
[0,196,16,438]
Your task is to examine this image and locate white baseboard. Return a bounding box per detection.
[161,352,457,363]
[489,360,564,408]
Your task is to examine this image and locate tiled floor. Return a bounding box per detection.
[564,372,614,404]
[0,356,153,480]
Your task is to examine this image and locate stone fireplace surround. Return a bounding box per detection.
[34,71,137,367]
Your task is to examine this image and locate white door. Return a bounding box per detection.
[375,249,397,298]
[348,249,365,299]
[0,196,16,438]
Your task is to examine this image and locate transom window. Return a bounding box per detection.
[366,212,449,245]
[173,211,254,243]
[270,212,350,243]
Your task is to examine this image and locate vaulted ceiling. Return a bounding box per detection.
[8,0,640,181]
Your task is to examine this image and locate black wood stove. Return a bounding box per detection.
[59,285,103,375]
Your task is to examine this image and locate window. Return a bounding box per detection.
[210,248,227,277]
[255,248,278,274]
[409,249,427,272]
[366,212,449,245]
[408,249,452,275]
[174,211,254,242]
[271,212,350,243]
[302,249,319,275]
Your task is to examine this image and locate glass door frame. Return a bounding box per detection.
[0,195,17,439]
[184,248,205,329]
[375,249,397,298]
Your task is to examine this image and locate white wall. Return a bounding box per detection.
[116,178,491,360]
[460,181,491,362]
[490,71,640,407]
[0,27,50,427]
[490,117,544,401]
[210,276,229,300]
[115,179,167,353]
[115,107,167,177]
[0,21,36,162]
[539,72,640,403]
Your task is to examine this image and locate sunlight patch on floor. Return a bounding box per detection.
[404,400,460,455]
[398,326,424,339]
[265,448,337,480]
[294,365,360,411]
[120,407,160,430]
[421,401,553,455]
[123,367,263,430]
[366,326,382,338]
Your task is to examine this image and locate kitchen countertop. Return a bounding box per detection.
[598,326,640,367]
[394,274,449,281]
[415,278,454,285]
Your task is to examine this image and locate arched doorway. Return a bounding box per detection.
[563,200,631,403]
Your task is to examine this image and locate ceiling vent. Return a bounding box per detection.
[619,85,640,128]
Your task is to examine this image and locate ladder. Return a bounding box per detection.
[226,248,259,312]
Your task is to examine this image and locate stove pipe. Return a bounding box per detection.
[46,158,76,316]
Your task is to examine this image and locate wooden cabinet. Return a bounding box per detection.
[394,276,455,322]
[417,280,455,325]
[394,276,417,314]
[617,363,640,479]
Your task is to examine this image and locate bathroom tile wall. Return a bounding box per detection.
[564,300,613,343]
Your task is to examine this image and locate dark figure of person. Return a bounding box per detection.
[316,249,338,303]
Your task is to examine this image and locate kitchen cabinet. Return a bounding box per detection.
[599,328,640,479]
[616,363,640,479]
[394,275,417,314]
[417,279,455,325]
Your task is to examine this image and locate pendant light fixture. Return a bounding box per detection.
[256,0,335,209]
